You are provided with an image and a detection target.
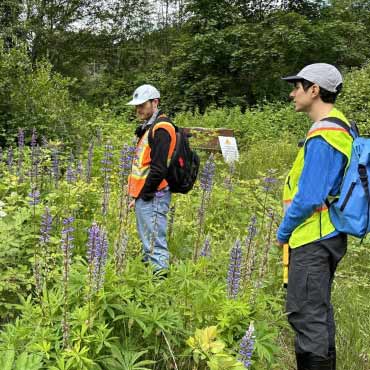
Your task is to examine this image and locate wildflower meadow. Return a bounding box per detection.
[1,12,370,368]
[0,101,369,369]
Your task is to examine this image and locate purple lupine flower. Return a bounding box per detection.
[101,142,113,169]
[239,322,255,368]
[245,215,257,245]
[66,152,76,184]
[194,155,216,260]
[76,159,83,180]
[29,145,40,187]
[200,235,211,257]
[224,160,235,191]
[258,209,275,283]
[243,215,258,284]
[52,148,59,188]
[61,216,74,249]
[39,206,53,285]
[117,141,136,228]
[101,142,113,216]
[31,128,37,147]
[262,169,278,192]
[40,207,52,244]
[17,128,25,182]
[18,128,25,148]
[29,128,38,185]
[85,141,94,183]
[119,143,135,178]
[35,145,40,176]
[61,216,74,348]
[7,147,14,173]
[200,154,216,193]
[227,239,243,299]
[87,222,100,266]
[29,188,40,206]
[87,223,109,291]
[93,226,108,291]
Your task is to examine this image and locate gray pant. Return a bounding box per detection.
[286,233,347,357]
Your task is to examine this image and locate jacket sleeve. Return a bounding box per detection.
[277,137,347,243]
[138,128,171,201]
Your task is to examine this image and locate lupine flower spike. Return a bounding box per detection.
[101,142,113,216]
[87,222,109,293]
[239,322,255,368]
[66,152,76,184]
[258,209,275,283]
[118,143,135,226]
[86,141,94,183]
[115,143,135,273]
[52,148,59,188]
[243,215,257,285]
[17,128,24,182]
[194,154,216,260]
[30,128,39,186]
[40,207,53,284]
[200,235,211,257]
[227,239,243,299]
[61,216,74,348]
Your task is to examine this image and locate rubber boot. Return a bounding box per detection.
[328,347,336,370]
[301,354,333,370]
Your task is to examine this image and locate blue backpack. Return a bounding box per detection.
[326,118,370,238]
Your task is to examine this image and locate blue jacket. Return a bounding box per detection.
[277,137,347,243]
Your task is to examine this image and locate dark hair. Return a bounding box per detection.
[319,83,342,103]
[298,79,342,103]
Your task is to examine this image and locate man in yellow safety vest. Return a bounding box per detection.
[277,64,352,370]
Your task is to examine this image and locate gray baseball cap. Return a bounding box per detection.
[282,63,343,93]
[127,84,160,105]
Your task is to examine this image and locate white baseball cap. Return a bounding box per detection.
[282,63,343,93]
[126,84,160,105]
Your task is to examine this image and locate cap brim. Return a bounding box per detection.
[281,75,302,82]
[126,98,148,106]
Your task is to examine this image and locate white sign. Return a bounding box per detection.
[218,136,239,163]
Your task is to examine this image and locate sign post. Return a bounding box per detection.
[218,136,239,163]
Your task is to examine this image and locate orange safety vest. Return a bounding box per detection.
[128,114,176,198]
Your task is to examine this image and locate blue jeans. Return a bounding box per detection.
[135,189,171,270]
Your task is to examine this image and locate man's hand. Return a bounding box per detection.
[276,239,285,247]
[129,199,136,209]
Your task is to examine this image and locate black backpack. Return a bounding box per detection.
[149,115,200,194]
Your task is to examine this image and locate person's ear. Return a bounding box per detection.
[311,84,320,98]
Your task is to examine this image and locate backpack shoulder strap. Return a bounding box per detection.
[323,117,360,138]
[148,113,176,147]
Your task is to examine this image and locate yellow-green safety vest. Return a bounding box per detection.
[283,108,353,248]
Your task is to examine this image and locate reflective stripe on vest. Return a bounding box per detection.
[128,116,176,198]
[282,108,353,248]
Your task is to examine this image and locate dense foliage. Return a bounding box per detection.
[2,0,370,115]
